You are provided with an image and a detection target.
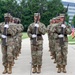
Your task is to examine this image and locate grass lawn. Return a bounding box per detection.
[0,33,75,44]
[68,35,75,44]
[22,32,28,39]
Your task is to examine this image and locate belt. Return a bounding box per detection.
[37,34,41,36]
[7,34,12,36]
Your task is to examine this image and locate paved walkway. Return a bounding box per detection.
[0,34,75,75]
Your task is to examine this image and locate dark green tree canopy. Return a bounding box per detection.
[0,0,66,31]
[72,15,75,27]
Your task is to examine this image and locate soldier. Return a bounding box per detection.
[47,19,53,54]
[47,18,56,60]
[52,17,61,63]
[0,13,17,74]
[27,13,46,73]
[53,14,72,73]
[16,18,24,55]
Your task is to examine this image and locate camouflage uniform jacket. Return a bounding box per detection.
[27,22,46,45]
[52,23,72,42]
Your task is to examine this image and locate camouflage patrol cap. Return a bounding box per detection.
[34,13,40,16]
[55,16,60,19]
[10,15,13,18]
[52,18,56,20]
[17,18,21,22]
[59,14,65,17]
[4,13,11,17]
[13,17,16,19]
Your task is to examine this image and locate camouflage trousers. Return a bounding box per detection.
[13,41,19,59]
[55,41,68,66]
[31,44,43,66]
[49,39,55,54]
[1,45,14,67]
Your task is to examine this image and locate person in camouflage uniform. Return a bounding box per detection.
[13,18,23,60]
[16,18,24,55]
[52,17,61,63]
[0,13,17,74]
[47,18,57,62]
[27,13,46,73]
[47,19,53,55]
[52,14,72,73]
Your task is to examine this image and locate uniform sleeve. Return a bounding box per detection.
[0,25,2,38]
[27,24,32,38]
[21,24,24,31]
[38,24,46,35]
[66,25,72,35]
[0,33,2,38]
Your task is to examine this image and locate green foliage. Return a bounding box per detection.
[65,14,69,24]
[72,15,75,27]
[0,0,66,31]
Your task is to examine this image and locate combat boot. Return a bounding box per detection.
[2,66,7,74]
[14,56,18,60]
[54,60,56,63]
[12,61,15,66]
[62,65,66,73]
[8,63,12,74]
[56,65,58,68]
[32,65,37,73]
[17,53,19,57]
[51,56,54,59]
[37,65,41,73]
[50,53,52,56]
[57,65,61,73]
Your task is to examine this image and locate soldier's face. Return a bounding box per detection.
[52,20,55,23]
[34,16,40,22]
[5,17,10,22]
[60,17,64,22]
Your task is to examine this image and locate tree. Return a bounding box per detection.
[65,14,69,24]
[0,0,66,31]
[72,15,75,27]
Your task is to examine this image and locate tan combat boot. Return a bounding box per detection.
[12,61,15,66]
[56,65,58,68]
[2,66,7,74]
[50,53,52,56]
[14,56,18,60]
[51,56,54,59]
[62,65,66,73]
[37,65,41,73]
[54,60,56,63]
[57,65,61,73]
[32,65,37,73]
[8,63,12,74]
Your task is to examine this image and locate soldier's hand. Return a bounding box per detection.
[32,34,37,38]
[4,24,9,28]
[35,23,39,28]
[1,35,7,38]
[61,24,66,28]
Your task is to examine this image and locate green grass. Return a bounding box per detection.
[68,35,75,44]
[22,32,28,39]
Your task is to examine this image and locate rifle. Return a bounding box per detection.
[59,4,69,46]
[2,22,8,46]
[33,16,39,45]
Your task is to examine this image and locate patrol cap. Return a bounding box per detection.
[17,18,21,22]
[34,13,40,16]
[4,13,11,18]
[52,18,56,20]
[59,14,65,17]
[55,16,60,20]
[10,15,13,18]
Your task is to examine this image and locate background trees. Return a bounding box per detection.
[72,15,75,27]
[0,0,67,31]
